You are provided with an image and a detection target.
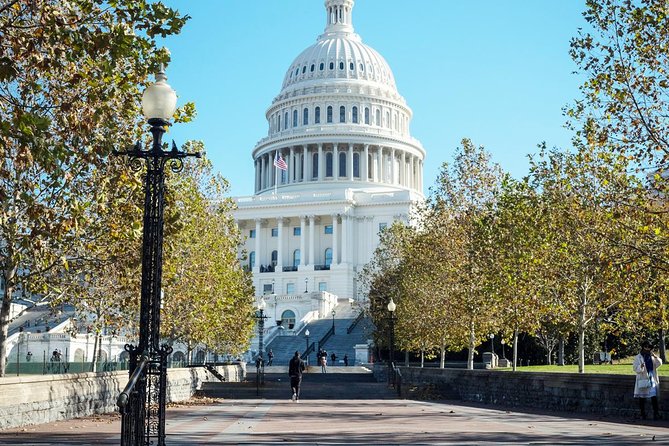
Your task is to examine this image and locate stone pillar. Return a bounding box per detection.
[410,155,415,190]
[300,215,306,266]
[309,215,316,267]
[304,145,309,182]
[254,218,261,271]
[289,146,295,184]
[341,214,348,264]
[332,214,339,265]
[401,151,406,186]
[260,155,266,190]
[349,144,354,180]
[333,143,339,180]
[318,144,324,181]
[363,144,369,182]
[277,218,284,272]
[391,148,396,185]
[377,146,383,183]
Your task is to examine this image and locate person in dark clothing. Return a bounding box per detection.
[343,354,349,366]
[633,341,662,420]
[268,349,274,366]
[288,351,306,402]
[330,352,337,364]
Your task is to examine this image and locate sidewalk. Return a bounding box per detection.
[2,397,669,445]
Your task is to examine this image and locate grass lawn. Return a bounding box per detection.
[503,363,669,376]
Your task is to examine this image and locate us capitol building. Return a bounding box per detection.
[234,0,426,336]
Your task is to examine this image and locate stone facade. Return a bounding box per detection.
[0,365,244,430]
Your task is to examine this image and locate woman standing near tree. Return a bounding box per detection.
[633,341,662,420]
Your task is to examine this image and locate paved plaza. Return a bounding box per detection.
[2,396,669,445]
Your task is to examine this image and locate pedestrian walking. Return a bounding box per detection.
[343,354,349,366]
[320,350,328,373]
[288,351,306,402]
[330,352,337,365]
[633,341,662,420]
[268,349,274,366]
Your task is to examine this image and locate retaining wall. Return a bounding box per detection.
[396,366,667,418]
[0,364,244,430]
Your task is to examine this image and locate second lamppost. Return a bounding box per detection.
[387,297,396,385]
[305,329,310,365]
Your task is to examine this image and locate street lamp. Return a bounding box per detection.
[114,68,200,446]
[304,277,308,293]
[331,309,336,334]
[500,338,506,360]
[387,297,396,385]
[255,299,268,387]
[489,333,495,354]
[305,329,310,364]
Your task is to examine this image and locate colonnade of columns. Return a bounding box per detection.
[254,143,423,193]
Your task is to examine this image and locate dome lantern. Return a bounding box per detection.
[324,0,355,34]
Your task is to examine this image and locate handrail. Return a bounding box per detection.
[318,326,334,348]
[303,341,315,358]
[347,311,364,334]
[117,357,149,409]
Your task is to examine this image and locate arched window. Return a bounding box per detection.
[293,110,298,127]
[329,61,334,70]
[385,111,390,128]
[353,153,360,177]
[284,112,288,130]
[325,248,333,267]
[352,106,358,124]
[303,108,309,125]
[339,61,344,70]
[281,310,296,329]
[375,109,381,126]
[350,62,354,70]
[339,106,346,123]
[271,250,278,268]
[312,153,319,178]
[364,107,370,124]
[319,62,324,71]
[326,152,333,177]
[327,106,333,123]
[310,64,315,72]
[293,249,300,267]
[315,106,321,124]
[339,152,347,177]
[302,66,306,74]
[249,251,256,269]
[278,114,281,131]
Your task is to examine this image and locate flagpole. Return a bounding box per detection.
[274,162,278,195]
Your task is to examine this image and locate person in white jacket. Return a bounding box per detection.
[633,341,662,420]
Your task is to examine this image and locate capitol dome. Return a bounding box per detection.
[250,0,425,197]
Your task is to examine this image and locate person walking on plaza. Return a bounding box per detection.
[330,352,337,365]
[320,350,328,373]
[288,351,306,402]
[633,341,662,420]
[268,349,274,366]
[343,354,349,366]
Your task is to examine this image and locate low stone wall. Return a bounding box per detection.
[396,366,667,418]
[0,364,244,430]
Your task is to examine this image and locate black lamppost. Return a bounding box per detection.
[500,339,506,360]
[387,297,396,385]
[331,309,336,334]
[305,329,310,365]
[255,299,268,388]
[304,277,308,293]
[115,68,200,446]
[489,333,495,354]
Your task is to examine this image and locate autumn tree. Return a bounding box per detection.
[0,0,188,375]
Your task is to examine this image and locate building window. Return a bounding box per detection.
[325,248,333,266]
[249,251,255,269]
[339,106,345,123]
[352,106,358,124]
[339,61,344,70]
[350,62,354,70]
[353,153,360,178]
[310,64,315,72]
[293,110,298,127]
[293,249,300,267]
[327,106,333,123]
[318,282,327,292]
[286,283,295,294]
[284,112,289,130]
[303,108,309,125]
[278,114,281,130]
[293,227,301,236]
[271,228,278,237]
[315,106,321,124]
[325,152,333,177]
[379,223,387,232]
[339,152,346,177]
[263,283,273,294]
[364,107,370,124]
[281,310,296,329]
[312,153,319,178]
[249,229,256,238]
[320,62,324,70]
[271,250,278,267]
[360,63,364,71]
[302,66,306,74]
[329,61,334,70]
[324,225,333,234]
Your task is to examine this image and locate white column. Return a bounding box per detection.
[289,146,295,184]
[254,218,261,271]
[410,155,415,190]
[304,145,309,182]
[277,218,284,271]
[300,216,306,266]
[401,151,406,186]
[348,144,354,180]
[332,214,339,265]
[391,148,396,185]
[341,214,348,264]
[309,215,316,267]
[333,143,339,180]
[377,147,383,182]
[270,152,276,187]
[260,156,266,190]
[318,144,324,181]
[363,144,369,182]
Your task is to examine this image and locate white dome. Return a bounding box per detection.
[280,0,397,93]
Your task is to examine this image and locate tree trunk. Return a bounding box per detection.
[546,347,553,365]
[512,329,518,372]
[558,336,565,366]
[0,282,13,377]
[467,321,475,370]
[578,324,585,374]
[420,349,424,368]
[660,328,666,363]
[440,345,445,369]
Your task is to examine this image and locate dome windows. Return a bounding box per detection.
[327,106,333,123]
[338,152,346,177]
[310,64,315,72]
[339,106,346,123]
[319,62,324,71]
[364,107,370,125]
[302,66,306,74]
[352,106,358,124]
[360,63,364,71]
[303,108,309,125]
[293,110,298,127]
[339,61,344,70]
[284,112,289,130]
[315,106,321,124]
[329,62,334,70]
[350,62,354,71]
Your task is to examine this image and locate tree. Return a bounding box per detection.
[0,0,188,375]
[569,0,669,167]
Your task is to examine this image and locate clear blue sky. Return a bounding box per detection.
[159,1,586,197]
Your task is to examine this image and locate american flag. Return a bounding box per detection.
[273,153,288,171]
